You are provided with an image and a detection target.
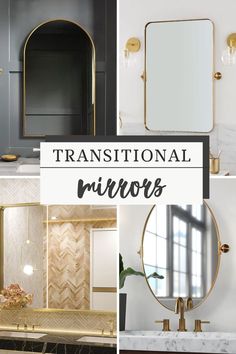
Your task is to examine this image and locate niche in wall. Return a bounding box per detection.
[23,19,95,137]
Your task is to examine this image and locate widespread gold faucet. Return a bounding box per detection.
[175,297,187,332]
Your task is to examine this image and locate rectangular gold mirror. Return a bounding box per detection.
[0,204,117,311]
[145,19,214,132]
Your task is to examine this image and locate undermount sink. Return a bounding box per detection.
[120,331,236,353]
[16,164,40,174]
[0,331,46,339]
[77,336,116,345]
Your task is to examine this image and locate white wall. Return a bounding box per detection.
[119,0,236,126]
[119,178,236,332]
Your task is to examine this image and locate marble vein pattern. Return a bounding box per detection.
[119,331,236,353]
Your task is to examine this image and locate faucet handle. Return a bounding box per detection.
[155,319,171,332]
[107,320,115,336]
[194,320,210,332]
[11,322,20,330]
[32,324,41,331]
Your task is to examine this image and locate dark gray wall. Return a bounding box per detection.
[0,0,117,156]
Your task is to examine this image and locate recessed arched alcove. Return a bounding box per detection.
[23,19,95,137]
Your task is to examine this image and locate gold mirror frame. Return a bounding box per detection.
[23,19,96,138]
[0,203,117,314]
[0,203,41,289]
[144,18,215,133]
[140,201,225,312]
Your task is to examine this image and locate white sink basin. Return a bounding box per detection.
[120,331,236,353]
[16,164,40,174]
[0,331,46,339]
[77,336,116,345]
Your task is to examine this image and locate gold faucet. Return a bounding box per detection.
[175,297,187,331]
[186,297,193,310]
[108,320,115,336]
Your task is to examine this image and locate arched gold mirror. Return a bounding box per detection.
[141,203,228,311]
[23,19,95,137]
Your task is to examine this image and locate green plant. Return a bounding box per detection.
[119,253,164,289]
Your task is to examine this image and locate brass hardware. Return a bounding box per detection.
[155,319,171,332]
[24,323,28,331]
[220,243,230,254]
[92,287,116,293]
[210,157,220,174]
[125,38,141,54]
[0,68,3,74]
[141,72,146,81]
[175,297,187,332]
[32,324,40,331]
[44,217,116,224]
[194,319,210,332]
[23,19,96,138]
[214,72,222,80]
[99,328,105,336]
[227,33,236,49]
[186,297,193,310]
[12,323,20,331]
[108,320,115,336]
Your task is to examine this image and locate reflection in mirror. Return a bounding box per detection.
[2,205,117,311]
[23,20,95,137]
[142,204,219,311]
[145,19,213,132]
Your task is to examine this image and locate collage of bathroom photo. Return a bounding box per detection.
[0,0,235,354]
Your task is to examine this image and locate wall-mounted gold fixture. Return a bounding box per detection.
[124,37,141,58]
[219,243,230,254]
[222,33,236,65]
[214,72,222,80]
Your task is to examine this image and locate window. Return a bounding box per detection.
[144,205,206,299]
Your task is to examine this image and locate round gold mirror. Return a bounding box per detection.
[141,203,222,311]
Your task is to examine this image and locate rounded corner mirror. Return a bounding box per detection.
[141,203,225,312]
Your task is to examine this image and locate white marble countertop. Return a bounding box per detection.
[120,331,236,353]
[0,158,40,176]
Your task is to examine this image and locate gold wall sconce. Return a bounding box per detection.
[124,37,141,58]
[123,38,141,68]
[221,33,236,65]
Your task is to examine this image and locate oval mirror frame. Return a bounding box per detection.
[141,202,224,312]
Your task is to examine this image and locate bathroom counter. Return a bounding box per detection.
[120,330,236,353]
[0,158,40,176]
[0,330,116,353]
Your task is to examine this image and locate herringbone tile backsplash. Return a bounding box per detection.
[0,309,116,333]
[47,206,117,309]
